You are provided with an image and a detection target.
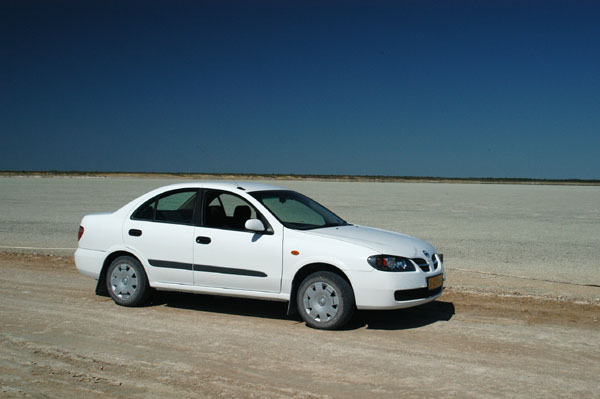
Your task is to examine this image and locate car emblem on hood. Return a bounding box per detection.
[422,250,430,259]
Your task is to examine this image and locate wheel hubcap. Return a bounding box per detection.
[110,263,138,300]
[303,282,339,323]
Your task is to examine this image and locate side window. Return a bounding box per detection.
[132,199,155,221]
[132,190,197,224]
[204,191,257,230]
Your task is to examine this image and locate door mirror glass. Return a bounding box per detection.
[245,219,265,232]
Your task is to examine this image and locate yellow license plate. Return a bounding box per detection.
[427,274,443,290]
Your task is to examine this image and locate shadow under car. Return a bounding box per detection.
[148,290,455,330]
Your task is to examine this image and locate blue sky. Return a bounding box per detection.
[2,1,599,179]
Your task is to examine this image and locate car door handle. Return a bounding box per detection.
[196,236,211,244]
[129,229,142,237]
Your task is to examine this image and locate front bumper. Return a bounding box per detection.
[347,269,444,310]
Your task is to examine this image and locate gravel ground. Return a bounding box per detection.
[1,176,599,398]
[0,253,599,399]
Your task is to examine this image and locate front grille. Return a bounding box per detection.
[411,254,440,272]
[412,258,430,272]
[394,287,442,301]
[432,254,439,270]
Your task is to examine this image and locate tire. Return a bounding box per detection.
[106,256,150,307]
[297,271,355,330]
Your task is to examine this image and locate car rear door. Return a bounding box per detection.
[123,189,198,285]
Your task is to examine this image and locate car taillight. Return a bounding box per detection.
[78,226,84,241]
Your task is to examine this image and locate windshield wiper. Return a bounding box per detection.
[312,221,350,229]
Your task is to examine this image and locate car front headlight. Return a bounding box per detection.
[367,255,416,272]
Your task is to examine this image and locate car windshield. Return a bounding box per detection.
[250,190,348,230]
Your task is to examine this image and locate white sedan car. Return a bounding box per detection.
[75,181,444,329]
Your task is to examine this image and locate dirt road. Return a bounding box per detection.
[1,253,598,398]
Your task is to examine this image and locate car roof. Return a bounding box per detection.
[153,180,287,193]
[115,180,289,216]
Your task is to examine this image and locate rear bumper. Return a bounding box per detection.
[74,248,105,279]
[347,269,444,310]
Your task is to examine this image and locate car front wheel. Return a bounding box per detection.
[106,256,150,307]
[297,271,355,330]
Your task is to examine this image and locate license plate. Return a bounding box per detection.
[427,274,443,290]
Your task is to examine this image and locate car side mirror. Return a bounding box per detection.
[245,219,265,232]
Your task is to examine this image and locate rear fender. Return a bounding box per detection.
[95,247,147,296]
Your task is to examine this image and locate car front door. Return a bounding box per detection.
[192,190,283,292]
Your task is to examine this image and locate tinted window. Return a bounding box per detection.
[261,196,324,226]
[204,191,257,230]
[132,189,197,224]
[251,190,346,230]
[132,199,155,221]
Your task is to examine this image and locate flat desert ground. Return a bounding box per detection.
[1,177,599,398]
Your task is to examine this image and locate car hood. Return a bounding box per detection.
[304,225,435,258]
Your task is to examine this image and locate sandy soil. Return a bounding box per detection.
[1,253,598,398]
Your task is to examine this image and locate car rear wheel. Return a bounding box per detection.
[106,256,150,307]
[297,271,355,330]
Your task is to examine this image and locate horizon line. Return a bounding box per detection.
[1,170,599,186]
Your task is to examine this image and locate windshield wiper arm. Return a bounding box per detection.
[312,222,349,229]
